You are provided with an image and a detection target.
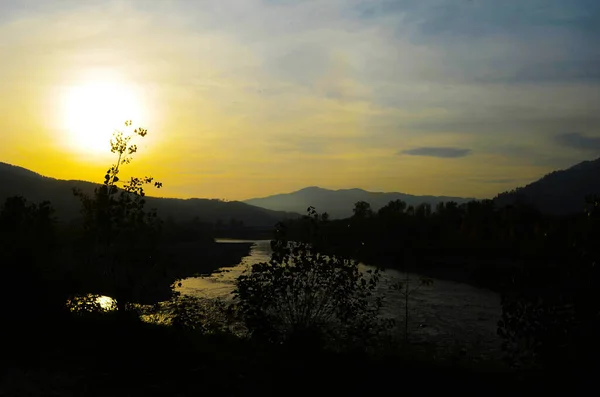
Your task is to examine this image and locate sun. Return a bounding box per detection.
[61,80,144,155]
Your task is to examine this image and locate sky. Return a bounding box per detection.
[0,0,599,200]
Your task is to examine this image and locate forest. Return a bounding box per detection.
[1,123,598,395]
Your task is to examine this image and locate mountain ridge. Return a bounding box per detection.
[0,162,299,227]
[245,157,600,217]
[244,186,477,219]
[493,156,600,215]
[3,155,600,223]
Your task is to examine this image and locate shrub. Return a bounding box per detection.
[234,207,392,351]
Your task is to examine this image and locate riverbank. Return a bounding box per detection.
[191,239,512,294]
[361,254,518,294]
[161,240,254,278]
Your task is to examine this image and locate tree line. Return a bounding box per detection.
[1,121,598,375]
[275,196,600,369]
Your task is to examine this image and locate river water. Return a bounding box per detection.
[177,239,504,361]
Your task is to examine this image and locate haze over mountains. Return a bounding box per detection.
[244,157,600,217]
[244,187,476,219]
[0,162,297,228]
[2,156,600,226]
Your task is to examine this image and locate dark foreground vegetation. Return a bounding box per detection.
[3,312,593,396]
[278,198,600,371]
[1,122,598,395]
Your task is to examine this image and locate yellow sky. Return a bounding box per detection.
[1,0,598,200]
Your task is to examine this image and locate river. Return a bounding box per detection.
[176,239,504,361]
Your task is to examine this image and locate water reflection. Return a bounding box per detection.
[176,239,272,299]
[177,239,503,359]
[97,296,116,310]
[64,239,503,360]
[67,294,117,312]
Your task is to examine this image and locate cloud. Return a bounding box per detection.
[1,0,600,201]
[399,147,472,158]
[352,0,600,87]
[554,133,600,151]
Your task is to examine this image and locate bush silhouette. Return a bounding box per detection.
[234,207,392,351]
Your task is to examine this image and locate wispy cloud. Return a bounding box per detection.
[554,132,600,151]
[399,147,472,158]
[0,0,599,200]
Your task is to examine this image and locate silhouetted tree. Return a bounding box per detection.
[352,201,373,219]
[391,274,433,343]
[72,121,174,311]
[414,202,432,219]
[377,199,407,218]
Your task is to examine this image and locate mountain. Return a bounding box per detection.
[494,157,600,215]
[0,162,298,227]
[244,186,476,219]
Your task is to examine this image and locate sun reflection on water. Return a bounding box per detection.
[97,295,117,310]
[67,294,117,312]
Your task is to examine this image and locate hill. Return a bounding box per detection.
[244,186,475,219]
[0,162,298,227]
[494,157,600,215]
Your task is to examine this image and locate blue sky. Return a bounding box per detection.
[0,0,598,199]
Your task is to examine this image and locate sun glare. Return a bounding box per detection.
[61,80,144,155]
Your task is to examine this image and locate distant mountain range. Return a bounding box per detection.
[244,186,476,219]
[494,156,600,215]
[245,157,600,217]
[0,163,298,228]
[3,155,599,225]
